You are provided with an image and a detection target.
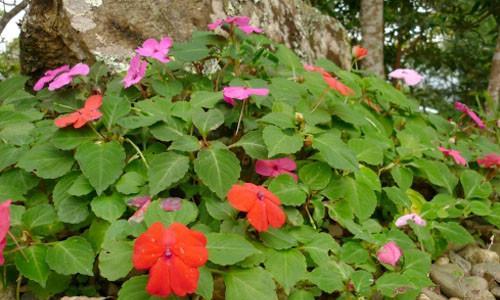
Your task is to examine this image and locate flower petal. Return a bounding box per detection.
[133,222,168,270]
[54,112,80,128]
[266,200,286,229]
[247,201,268,232]
[146,257,172,297]
[170,256,200,296]
[170,223,208,268]
[227,184,257,212]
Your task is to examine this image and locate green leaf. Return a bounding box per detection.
[264,249,306,294]
[116,172,146,195]
[340,177,377,220]
[263,126,303,157]
[194,148,241,198]
[101,95,131,129]
[75,141,126,195]
[57,197,89,224]
[415,160,457,194]
[433,222,474,246]
[275,44,302,73]
[307,266,344,293]
[351,270,373,296]
[144,199,198,227]
[191,91,223,109]
[0,143,24,171]
[118,276,162,300]
[232,130,268,159]
[15,245,50,287]
[91,193,126,222]
[224,268,277,300]
[391,166,414,191]
[260,228,298,250]
[98,241,133,281]
[169,135,201,152]
[268,175,307,206]
[171,41,209,61]
[22,204,58,230]
[197,267,214,300]
[192,108,224,136]
[312,132,358,172]
[375,273,414,297]
[204,197,237,220]
[384,186,412,210]
[403,249,431,273]
[52,127,97,150]
[17,144,74,179]
[348,138,384,165]
[148,152,190,195]
[340,241,370,265]
[302,233,339,265]
[0,75,28,100]
[67,175,94,196]
[46,237,95,276]
[460,170,492,199]
[207,233,259,265]
[298,162,332,191]
[289,290,315,300]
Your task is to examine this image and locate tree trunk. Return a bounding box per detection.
[20,0,352,78]
[487,28,500,114]
[360,0,384,77]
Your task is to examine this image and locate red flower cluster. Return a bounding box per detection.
[477,153,500,168]
[304,65,354,96]
[227,183,286,232]
[352,45,368,60]
[133,222,208,297]
[54,94,103,129]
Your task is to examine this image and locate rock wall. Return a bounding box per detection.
[20,0,351,77]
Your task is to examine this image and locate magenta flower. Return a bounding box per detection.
[388,68,423,86]
[223,86,269,105]
[255,158,298,181]
[438,147,467,166]
[128,196,152,223]
[395,213,426,227]
[477,153,500,168]
[123,55,148,88]
[136,37,173,63]
[33,65,70,91]
[160,197,182,212]
[208,16,262,34]
[0,200,11,265]
[454,101,485,129]
[377,241,402,267]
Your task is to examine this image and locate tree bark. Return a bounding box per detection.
[487,28,500,114]
[360,0,384,77]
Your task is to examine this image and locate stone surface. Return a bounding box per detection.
[449,251,471,274]
[471,263,500,282]
[491,285,500,297]
[430,263,492,299]
[435,256,450,265]
[420,287,448,300]
[20,0,351,78]
[0,287,15,300]
[459,245,499,264]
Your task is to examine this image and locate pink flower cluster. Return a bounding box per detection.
[395,213,426,227]
[208,16,262,34]
[477,153,500,168]
[377,241,402,267]
[34,63,90,91]
[127,196,183,223]
[0,200,11,265]
[388,68,423,86]
[454,101,485,129]
[438,147,467,166]
[222,86,269,106]
[255,158,298,181]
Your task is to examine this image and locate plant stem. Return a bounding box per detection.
[7,231,26,260]
[235,100,246,136]
[125,138,149,169]
[311,88,330,112]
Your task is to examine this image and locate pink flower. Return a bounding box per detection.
[477,153,500,168]
[352,45,368,60]
[136,37,173,63]
[255,158,298,181]
[123,55,148,88]
[34,63,89,91]
[438,147,467,166]
[128,196,152,223]
[454,101,485,129]
[0,200,12,265]
[208,16,262,34]
[377,241,402,267]
[395,213,426,227]
[33,65,70,91]
[160,197,182,212]
[388,69,423,86]
[223,86,269,106]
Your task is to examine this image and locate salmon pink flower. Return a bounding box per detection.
[34,63,90,91]
[136,37,173,63]
[128,196,152,223]
[227,183,286,232]
[208,16,262,34]
[133,222,208,297]
[377,241,402,267]
[352,45,368,60]
[477,153,500,168]
[438,147,467,166]
[389,68,423,86]
[54,94,103,129]
[304,64,354,96]
[395,213,426,227]
[454,101,485,129]
[161,197,182,212]
[223,86,269,106]
[0,200,11,265]
[255,158,297,181]
[123,55,147,88]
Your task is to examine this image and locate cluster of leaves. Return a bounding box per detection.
[0,25,498,300]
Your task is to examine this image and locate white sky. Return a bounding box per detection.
[0,10,24,51]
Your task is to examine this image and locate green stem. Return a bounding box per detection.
[125,138,149,169]
[311,88,330,112]
[235,100,246,136]
[7,231,26,260]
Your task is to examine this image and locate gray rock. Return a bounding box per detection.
[420,287,448,300]
[459,245,499,264]
[491,285,500,297]
[20,0,352,78]
[436,256,450,265]
[471,263,500,282]
[449,251,472,274]
[430,264,492,299]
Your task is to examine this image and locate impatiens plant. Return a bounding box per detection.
[0,14,498,300]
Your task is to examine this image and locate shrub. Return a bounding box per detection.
[0,16,498,300]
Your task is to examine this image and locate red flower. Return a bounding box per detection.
[352,45,368,60]
[133,222,208,297]
[54,94,103,128]
[304,64,354,96]
[477,153,500,168]
[227,183,286,232]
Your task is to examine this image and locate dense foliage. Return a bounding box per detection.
[0,17,498,300]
